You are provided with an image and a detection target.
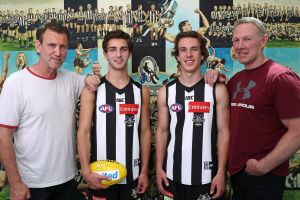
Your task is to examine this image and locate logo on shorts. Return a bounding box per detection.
[170,103,183,112]
[99,104,114,113]
[197,193,211,200]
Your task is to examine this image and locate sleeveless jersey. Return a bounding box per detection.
[91,77,142,184]
[164,78,217,185]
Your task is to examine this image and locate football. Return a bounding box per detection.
[90,160,127,186]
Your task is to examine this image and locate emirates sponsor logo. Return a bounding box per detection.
[188,102,210,113]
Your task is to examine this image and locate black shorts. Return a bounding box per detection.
[88,179,142,200]
[18,26,26,33]
[163,178,212,200]
[107,19,114,25]
[86,19,93,24]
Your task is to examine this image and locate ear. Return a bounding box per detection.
[261,34,269,48]
[35,40,42,54]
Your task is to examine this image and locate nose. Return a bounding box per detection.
[116,49,122,57]
[186,49,192,57]
[54,46,62,56]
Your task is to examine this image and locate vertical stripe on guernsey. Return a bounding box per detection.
[92,77,142,184]
[165,78,217,185]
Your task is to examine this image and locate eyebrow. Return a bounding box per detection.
[107,46,129,50]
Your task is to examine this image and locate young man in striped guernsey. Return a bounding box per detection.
[156,31,230,200]
[78,30,151,200]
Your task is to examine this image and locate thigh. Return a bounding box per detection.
[55,179,83,200]
[88,185,119,200]
[232,170,285,200]
[162,179,185,200]
[29,187,53,200]
[119,180,142,200]
[186,183,211,200]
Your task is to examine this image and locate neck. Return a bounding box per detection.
[106,68,130,89]
[30,61,57,79]
[245,55,269,70]
[178,70,202,87]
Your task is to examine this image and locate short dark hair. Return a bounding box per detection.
[36,22,70,43]
[172,31,209,65]
[178,20,188,32]
[102,30,133,53]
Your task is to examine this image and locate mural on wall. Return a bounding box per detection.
[0,0,299,199]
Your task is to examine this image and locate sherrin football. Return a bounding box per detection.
[90,160,127,186]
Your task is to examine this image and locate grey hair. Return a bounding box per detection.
[233,17,267,36]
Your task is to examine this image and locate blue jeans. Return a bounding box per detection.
[230,169,285,200]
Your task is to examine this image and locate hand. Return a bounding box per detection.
[9,181,31,200]
[84,172,110,190]
[194,8,201,14]
[245,159,268,176]
[4,53,10,60]
[84,74,101,93]
[136,172,149,194]
[156,168,170,196]
[204,69,219,86]
[210,172,225,199]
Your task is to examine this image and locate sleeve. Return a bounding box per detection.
[0,77,22,128]
[272,71,300,119]
[75,73,85,98]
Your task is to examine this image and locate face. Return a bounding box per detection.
[183,22,192,32]
[232,23,268,68]
[176,37,202,74]
[35,29,68,72]
[104,38,131,71]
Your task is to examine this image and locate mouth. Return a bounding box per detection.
[114,59,123,64]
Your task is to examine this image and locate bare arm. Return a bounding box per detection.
[0,54,9,89]
[77,87,108,190]
[155,86,170,195]
[246,117,300,175]
[194,9,209,34]
[137,86,151,193]
[0,127,30,200]
[163,32,175,43]
[210,83,230,199]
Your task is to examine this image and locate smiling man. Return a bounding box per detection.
[0,22,85,200]
[77,30,151,200]
[155,31,230,200]
[227,17,300,200]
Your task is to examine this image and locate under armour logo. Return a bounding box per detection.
[233,80,256,100]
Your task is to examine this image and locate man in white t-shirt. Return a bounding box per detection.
[0,22,103,200]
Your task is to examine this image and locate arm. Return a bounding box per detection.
[163,32,175,43]
[0,127,31,200]
[194,9,209,35]
[210,83,230,199]
[155,86,170,195]
[137,86,151,194]
[0,53,9,89]
[246,117,300,176]
[77,87,109,190]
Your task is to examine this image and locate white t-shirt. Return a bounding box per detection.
[0,68,84,188]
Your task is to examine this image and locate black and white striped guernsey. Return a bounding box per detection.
[91,77,142,184]
[164,78,218,185]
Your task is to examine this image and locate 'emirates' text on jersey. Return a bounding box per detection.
[164,78,217,185]
[91,77,142,184]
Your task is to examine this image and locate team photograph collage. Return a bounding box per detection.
[0,0,300,199]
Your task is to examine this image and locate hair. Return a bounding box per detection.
[36,22,70,43]
[178,20,188,32]
[102,30,133,53]
[233,17,267,37]
[171,31,209,65]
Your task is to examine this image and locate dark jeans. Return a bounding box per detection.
[230,170,285,200]
[29,179,80,200]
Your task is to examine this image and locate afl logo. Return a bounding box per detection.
[99,104,114,113]
[170,104,183,112]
